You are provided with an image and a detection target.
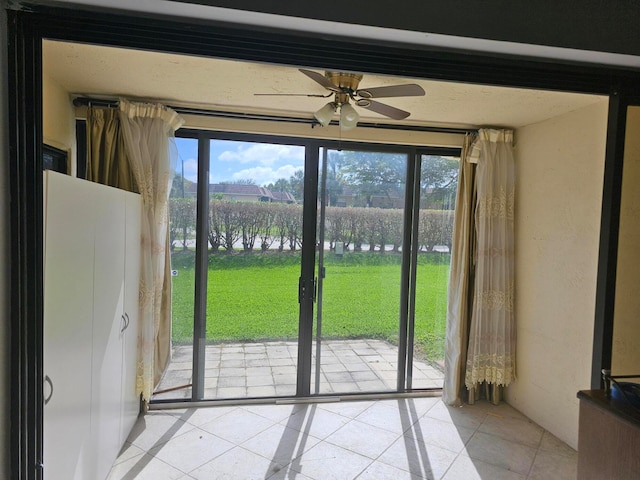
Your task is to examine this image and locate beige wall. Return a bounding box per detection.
[43,72,76,175]
[612,107,640,379]
[506,100,608,449]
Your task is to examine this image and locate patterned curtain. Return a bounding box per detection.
[465,129,516,403]
[442,134,477,406]
[118,99,184,402]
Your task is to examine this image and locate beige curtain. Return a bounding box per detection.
[86,106,136,190]
[443,134,477,405]
[465,129,516,402]
[118,99,184,402]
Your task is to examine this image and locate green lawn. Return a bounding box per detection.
[170,250,449,360]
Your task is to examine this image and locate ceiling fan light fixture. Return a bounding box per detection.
[340,103,359,130]
[314,102,335,126]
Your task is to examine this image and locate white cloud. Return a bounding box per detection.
[217,143,304,167]
[229,164,302,186]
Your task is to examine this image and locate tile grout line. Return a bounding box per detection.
[524,427,547,480]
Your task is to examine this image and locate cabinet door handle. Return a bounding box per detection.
[44,375,53,405]
[120,314,126,333]
[124,312,130,330]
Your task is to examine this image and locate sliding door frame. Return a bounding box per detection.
[170,131,461,401]
[9,3,640,478]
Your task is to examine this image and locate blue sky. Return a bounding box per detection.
[175,137,305,186]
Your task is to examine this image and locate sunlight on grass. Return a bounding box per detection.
[171,251,449,361]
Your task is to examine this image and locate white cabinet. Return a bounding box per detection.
[121,193,141,445]
[43,171,141,480]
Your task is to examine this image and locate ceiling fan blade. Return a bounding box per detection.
[357,99,411,120]
[254,93,331,97]
[356,83,425,99]
[299,68,340,92]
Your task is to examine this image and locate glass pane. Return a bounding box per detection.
[312,149,407,395]
[205,139,305,399]
[411,154,459,389]
[154,136,199,400]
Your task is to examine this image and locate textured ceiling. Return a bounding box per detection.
[43,40,605,130]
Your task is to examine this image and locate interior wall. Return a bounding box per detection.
[506,99,608,449]
[0,1,10,477]
[611,106,640,379]
[43,72,76,176]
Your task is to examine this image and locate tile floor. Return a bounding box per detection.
[153,340,444,401]
[108,396,577,479]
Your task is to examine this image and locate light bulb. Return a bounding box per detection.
[314,102,335,127]
[340,103,359,130]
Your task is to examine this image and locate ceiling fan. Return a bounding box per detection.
[255,69,426,130]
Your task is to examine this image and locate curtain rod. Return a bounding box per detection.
[72,97,477,135]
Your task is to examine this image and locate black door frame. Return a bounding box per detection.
[8,3,640,478]
[591,94,640,388]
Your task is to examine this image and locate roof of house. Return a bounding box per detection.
[271,191,296,203]
[211,184,272,197]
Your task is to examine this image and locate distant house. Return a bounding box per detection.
[271,190,297,204]
[211,184,273,202]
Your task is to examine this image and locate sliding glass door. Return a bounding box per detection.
[406,154,459,390]
[155,132,459,403]
[204,139,305,399]
[311,148,408,395]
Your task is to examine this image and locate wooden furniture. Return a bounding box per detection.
[577,389,640,480]
[43,171,141,480]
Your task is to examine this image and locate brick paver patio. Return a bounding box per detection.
[153,339,443,401]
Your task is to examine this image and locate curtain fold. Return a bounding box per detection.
[465,129,516,399]
[86,106,136,190]
[118,98,184,401]
[443,134,477,405]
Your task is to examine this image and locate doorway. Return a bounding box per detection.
[154,133,458,402]
[9,6,625,478]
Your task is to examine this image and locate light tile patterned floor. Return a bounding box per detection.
[108,398,577,479]
[153,339,444,401]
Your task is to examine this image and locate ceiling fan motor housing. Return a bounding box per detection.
[324,72,363,93]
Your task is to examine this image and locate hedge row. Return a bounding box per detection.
[169,198,453,253]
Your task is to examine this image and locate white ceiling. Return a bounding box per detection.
[43,40,605,130]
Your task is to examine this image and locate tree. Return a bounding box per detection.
[288,170,304,201]
[220,178,256,185]
[265,169,304,202]
[322,151,344,207]
[169,198,196,250]
[420,155,459,209]
[170,173,195,198]
[338,151,406,207]
[265,178,291,194]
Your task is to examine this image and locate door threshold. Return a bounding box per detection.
[149,389,442,411]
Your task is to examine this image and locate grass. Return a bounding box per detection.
[170,250,449,361]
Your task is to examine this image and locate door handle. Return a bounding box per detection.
[44,375,53,405]
[313,277,318,303]
[298,277,305,303]
[124,312,130,331]
[121,314,126,333]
